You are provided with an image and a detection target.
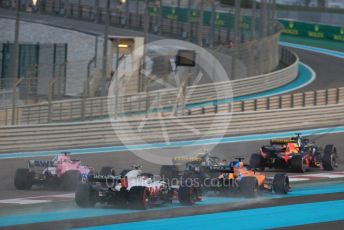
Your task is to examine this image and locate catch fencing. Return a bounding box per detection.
[0,47,298,125]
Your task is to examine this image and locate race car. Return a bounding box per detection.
[250,134,338,173]
[75,165,201,210]
[180,157,290,197]
[14,152,94,190]
[159,151,227,184]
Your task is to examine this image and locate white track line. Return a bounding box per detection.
[289,178,310,182]
[0,193,74,205]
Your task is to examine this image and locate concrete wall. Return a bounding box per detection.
[0,18,104,96]
[212,31,281,80]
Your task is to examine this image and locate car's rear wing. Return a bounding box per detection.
[270,139,297,145]
[88,175,120,183]
[209,165,234,173]
[172,156,203,164]
[88,175,129,188]
[28,160,55,168]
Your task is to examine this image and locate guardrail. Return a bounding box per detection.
[1,101,344,153]
[0,47,298,126]
[39,0,273,43]
[47,0,282,77]
[186,87,344,115]
[0,1,288,126]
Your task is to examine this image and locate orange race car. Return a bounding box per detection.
[183,158,290,197]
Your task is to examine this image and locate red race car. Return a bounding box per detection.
[250,134,338,173]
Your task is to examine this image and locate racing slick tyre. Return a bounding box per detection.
[60,170,81,190]
[273,174,290,194]
[290,155,307,173]
[178,185,198,205]
[322,145,337,171]
[128,186,151,210]
[75,184,97,208]
[160,165,179,185]
[239,176,258,197]
[99,167,116,176]
[249,153,265,171]
[45,174,60,189]
[14,168,33,190]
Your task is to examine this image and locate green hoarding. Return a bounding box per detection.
[151,5,342,42]
[150,6,252,29]
[148,6,159,17]
[189,10,198,23]
[279,19,344,42]
[202,11,235,28]
[160,6,188,22]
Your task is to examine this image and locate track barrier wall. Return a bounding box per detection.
[279,19,344,42]
[0,47,298,126]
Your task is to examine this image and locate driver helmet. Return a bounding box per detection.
[229,161,241,169]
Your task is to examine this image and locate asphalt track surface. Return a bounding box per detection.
[73,192,344,230]
[1,132,344,199]
[1,181,344,229]
[287,47,344,92]
[1,130,343,228]
[1,8,344,230]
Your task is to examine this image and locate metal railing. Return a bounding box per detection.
[1,101,344,153]
[0,0,282,48]
[37,0,277,44]
[0,47,298,126]
[186,87,344,115]
[0,0,289,128]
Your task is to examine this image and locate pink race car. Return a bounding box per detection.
[14,152,94,190]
